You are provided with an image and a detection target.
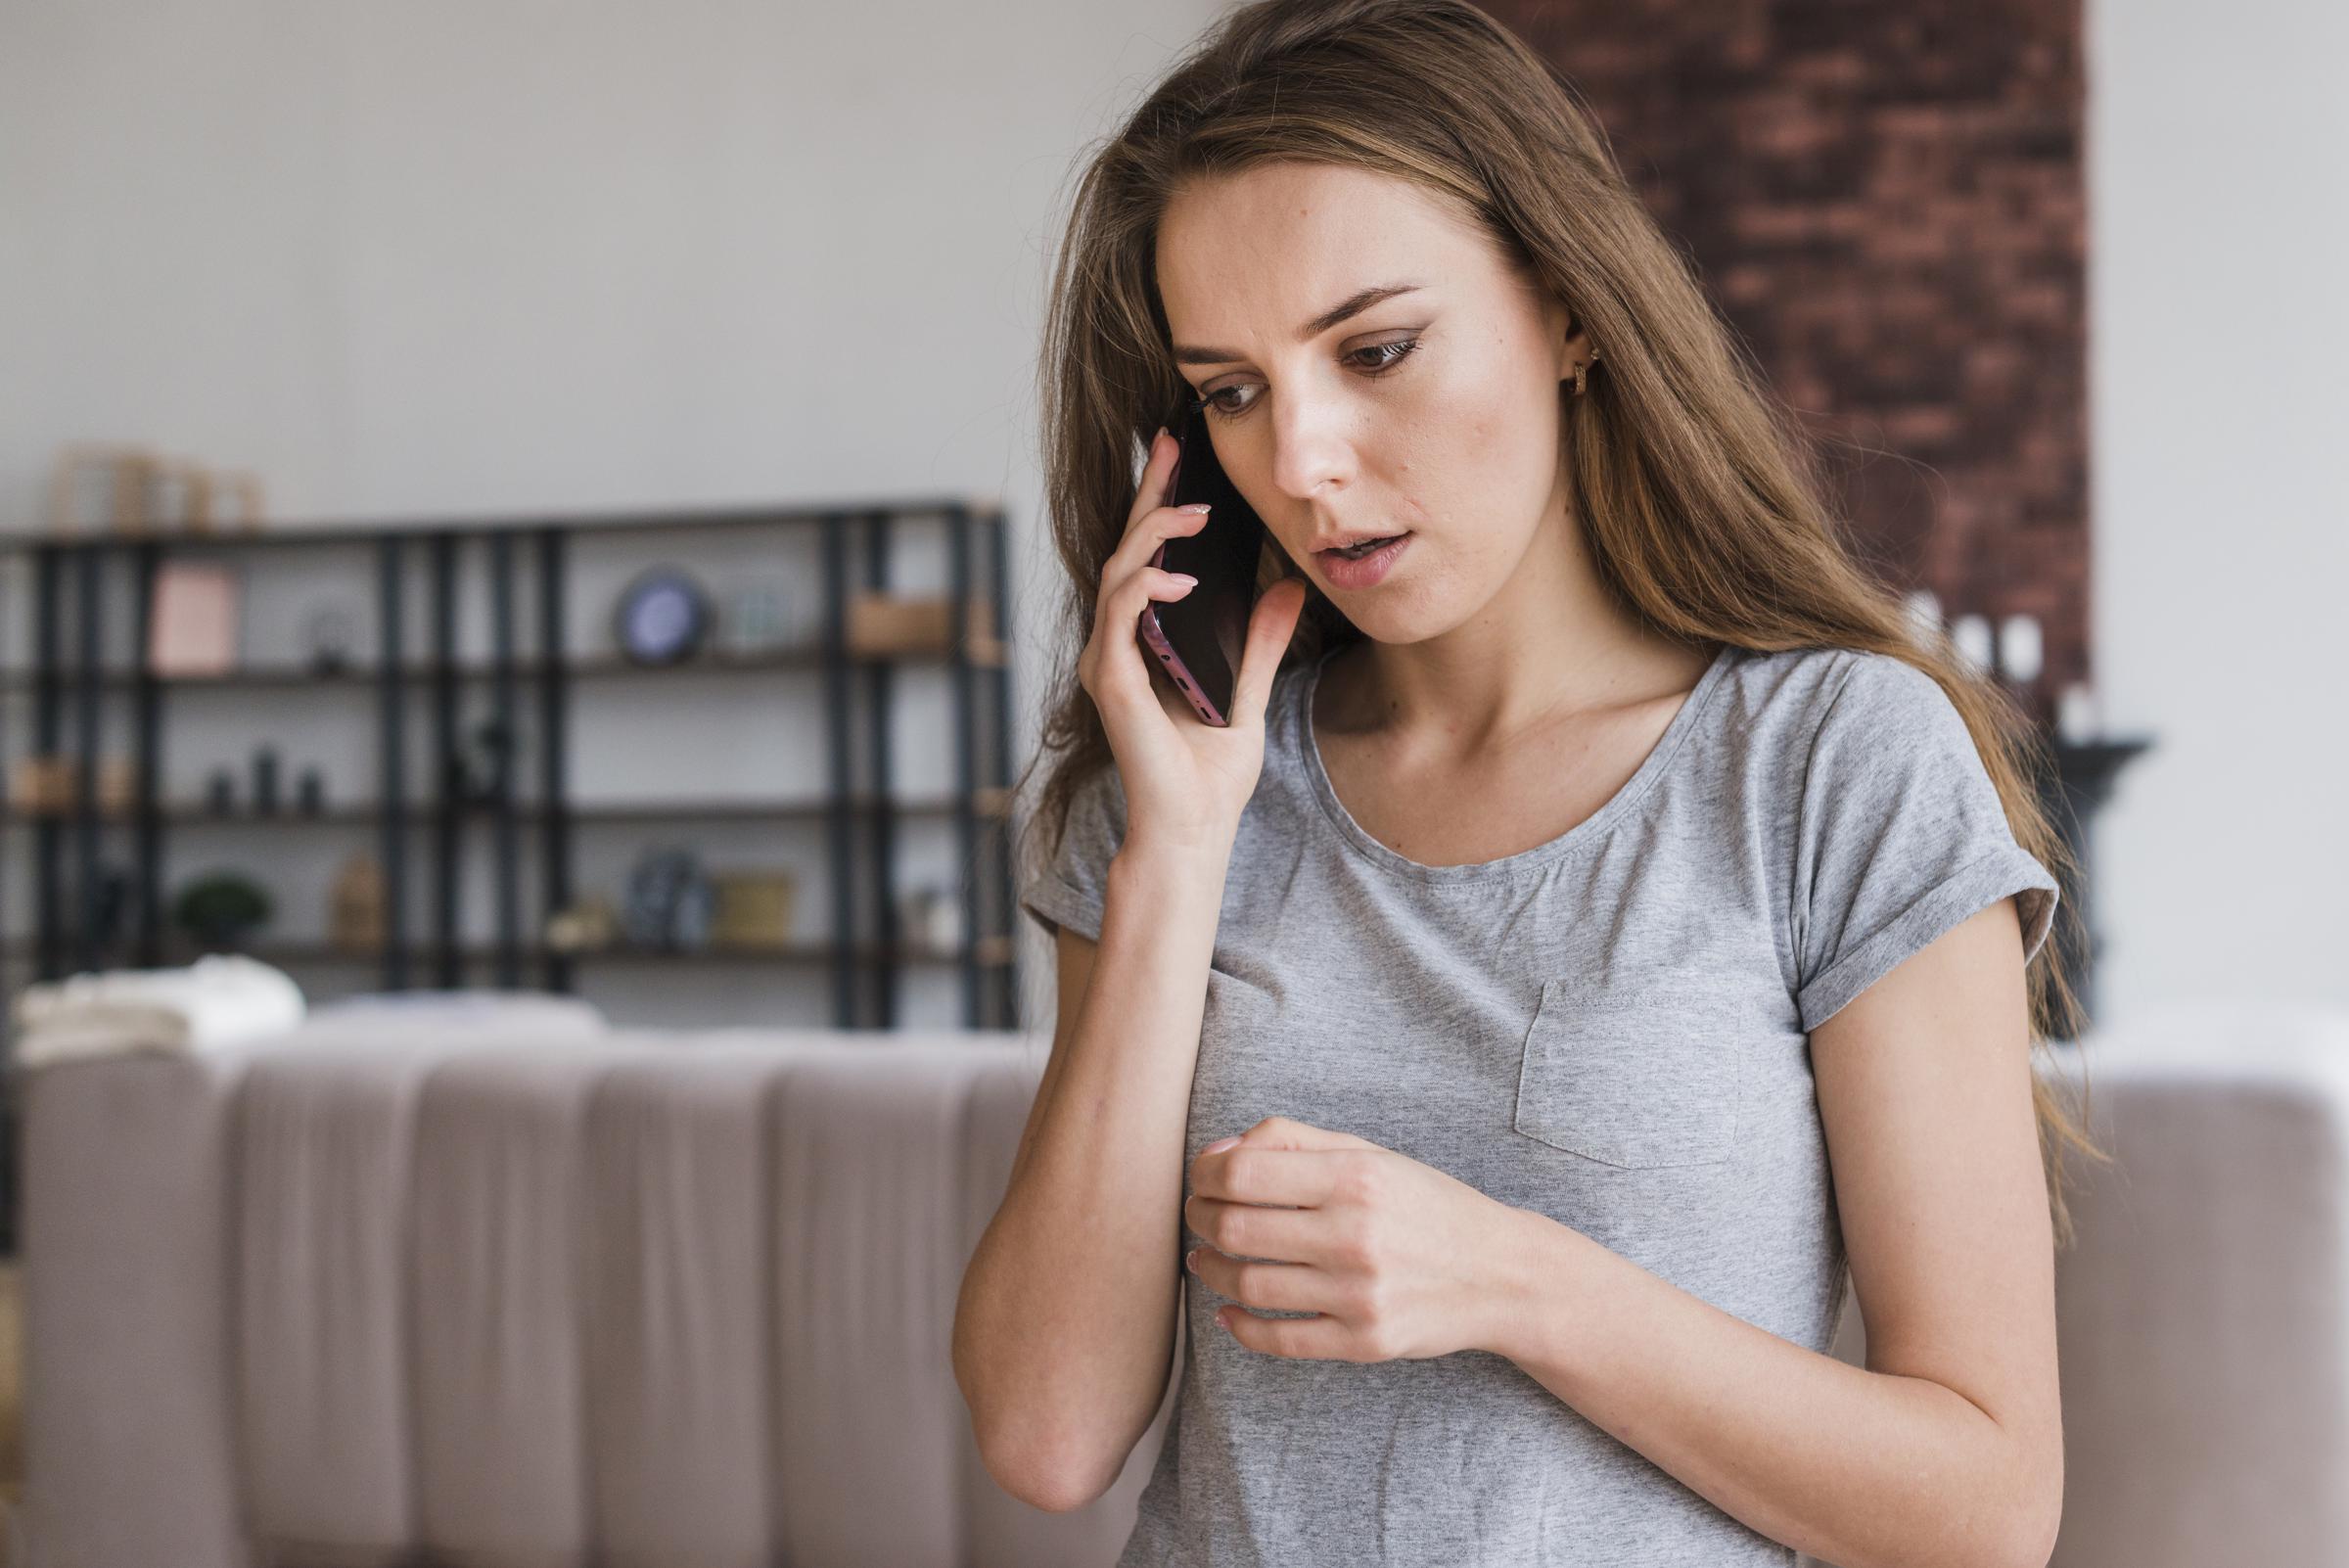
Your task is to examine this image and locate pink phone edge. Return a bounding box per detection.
[1138,599,1232,727]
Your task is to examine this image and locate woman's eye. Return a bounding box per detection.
[1194,337,1421,420]
[1348,338,1419,373]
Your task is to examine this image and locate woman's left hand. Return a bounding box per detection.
[1183,1114,1535,1361]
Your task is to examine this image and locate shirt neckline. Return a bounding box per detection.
[1292,638,1739,884]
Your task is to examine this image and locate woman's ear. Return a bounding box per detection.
[1542,292,1589,383]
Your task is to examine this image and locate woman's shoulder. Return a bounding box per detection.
[1691,643,1989,812]
[1711,642,1944,734]
[1708,645,2003,843]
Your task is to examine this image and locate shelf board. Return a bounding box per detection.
[1,787,1010,827]
[0,933,1017,968]
[0,637,1009,692]
[0,495,1008,552]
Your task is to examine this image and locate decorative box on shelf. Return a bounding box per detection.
[10,755,136,816]
[712,872,796,949]
[844,591,999,658]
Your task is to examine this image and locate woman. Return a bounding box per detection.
[954,1,2107,1562]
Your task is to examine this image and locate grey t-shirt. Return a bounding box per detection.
[1018,639,2058,1567]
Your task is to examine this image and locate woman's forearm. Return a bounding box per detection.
[1484,1207,2055,1568]
[954,839,1228,1513]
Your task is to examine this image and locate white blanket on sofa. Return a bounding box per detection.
[11,952,306,1067]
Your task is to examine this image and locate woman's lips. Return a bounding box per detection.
[1315,532,1410,589]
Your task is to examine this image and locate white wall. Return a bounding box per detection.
[0,0,1221,1030]
[2086,0,2348,1021]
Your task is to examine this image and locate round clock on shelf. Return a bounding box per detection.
[614,565,713,667]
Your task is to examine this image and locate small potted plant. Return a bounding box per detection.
[173,873,272,951]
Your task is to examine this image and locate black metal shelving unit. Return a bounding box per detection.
[0,498,1024,1253]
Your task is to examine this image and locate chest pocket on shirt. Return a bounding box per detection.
[1511,982,1746,1169]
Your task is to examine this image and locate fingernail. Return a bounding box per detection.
[1202,1135,1240,1154]
[1215,1310,1231,1330]
[1178,502,1213,514]
[1155,426,1169,446]
[1171,574,1198,587]
[1184,1248,1198,1272]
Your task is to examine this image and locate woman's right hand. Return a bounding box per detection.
[1077,425,1310,856]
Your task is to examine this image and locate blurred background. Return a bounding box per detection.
[0,1,2340,1564]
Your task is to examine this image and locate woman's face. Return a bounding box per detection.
[1156,161,1585,642]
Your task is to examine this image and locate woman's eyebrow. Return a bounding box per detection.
[1173,281,1426,366]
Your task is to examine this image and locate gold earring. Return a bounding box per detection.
[1571,354,1596,397]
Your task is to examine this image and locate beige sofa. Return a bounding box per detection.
[14,996,1163,1568]
[11,993,2345,1566]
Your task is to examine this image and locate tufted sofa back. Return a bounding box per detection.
[17,1002,1171,1568]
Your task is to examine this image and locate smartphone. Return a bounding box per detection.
[1139,398,1270,726]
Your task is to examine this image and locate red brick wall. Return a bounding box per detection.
[1486,0,2090,715]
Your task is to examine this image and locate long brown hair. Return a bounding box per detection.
[1014,0,2110,1246]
